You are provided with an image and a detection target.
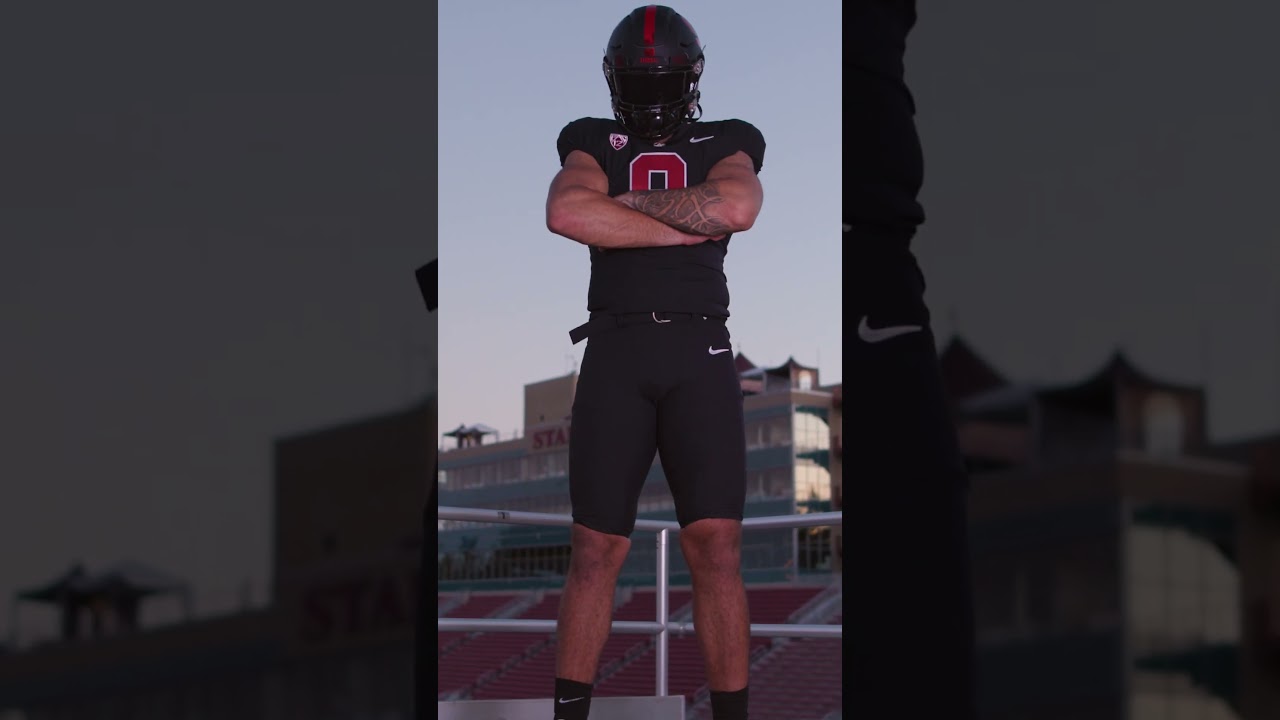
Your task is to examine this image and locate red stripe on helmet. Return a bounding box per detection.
[643,5,657,45]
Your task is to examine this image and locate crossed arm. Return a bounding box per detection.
[545,150,763,249]
[616,151,763,237]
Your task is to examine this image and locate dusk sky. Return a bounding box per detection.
[437,0,845,441]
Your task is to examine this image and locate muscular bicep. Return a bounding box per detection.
[549,150,609,201]
[707,151,764,228]
[546,149,631,241]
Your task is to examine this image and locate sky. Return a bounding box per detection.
[437,0,845,441]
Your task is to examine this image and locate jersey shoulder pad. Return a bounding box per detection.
[556,117,618,167]
[705,119,766,173]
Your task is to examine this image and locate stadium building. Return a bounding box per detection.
[435,354,845,719]
[942,337,1280,720]
[437,353,841,589]
[0,398,435,720]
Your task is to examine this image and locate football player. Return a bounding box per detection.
[544,6,765,720]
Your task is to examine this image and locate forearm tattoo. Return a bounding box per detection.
[628,182,733,236]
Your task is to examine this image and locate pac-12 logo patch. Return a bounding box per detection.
[609,133,629,150]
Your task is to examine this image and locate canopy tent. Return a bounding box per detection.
[10,561,191,644]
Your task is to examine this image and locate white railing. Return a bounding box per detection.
[436,506,843,697]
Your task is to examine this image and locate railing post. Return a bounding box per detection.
[655,528,669,697]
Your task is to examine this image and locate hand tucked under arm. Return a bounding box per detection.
[614,151,763,237]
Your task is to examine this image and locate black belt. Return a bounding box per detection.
[568,311,725,345]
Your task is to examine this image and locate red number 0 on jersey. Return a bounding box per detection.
[629,152,688,192]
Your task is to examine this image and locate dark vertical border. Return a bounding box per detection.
[414,258,438,719]
[414,3,439,714]
[1,0,441,715]
[412,0,440,713]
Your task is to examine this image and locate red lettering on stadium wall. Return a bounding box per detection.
[530,425,570,452]
[299,569,419,645]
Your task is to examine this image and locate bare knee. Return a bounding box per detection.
[680,519,742,577]
[568,523,631,583]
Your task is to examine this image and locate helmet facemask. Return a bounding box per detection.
[605,57,703,142]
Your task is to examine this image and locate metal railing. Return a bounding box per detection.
[436,506,843,697]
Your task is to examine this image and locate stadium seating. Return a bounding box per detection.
[437,592,561,697]
[439,584,841,719]
[469,588,695,700]
[437,593,519,657]
[703,612,843,720]
[594,586,825,702]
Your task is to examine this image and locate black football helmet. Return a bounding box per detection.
[603,5,705,142]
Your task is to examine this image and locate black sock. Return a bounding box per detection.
[710,686,750,720]
[552,677,593,720]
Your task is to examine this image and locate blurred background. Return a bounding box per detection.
[2,0,1278,719]
[908,2,1280,719]
[0,3,435,720]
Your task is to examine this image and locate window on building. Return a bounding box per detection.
[764,467,792,498]
[797,527,831,571]
[793,410,831,453]
[497,458,523,484]
[1126,513,1240,653]
[527,454,551,480]
[550,451,568,477]
[768,415,792,447]
[746,415,795,449]
[1141,393,1184,458]
[795,461,832,503]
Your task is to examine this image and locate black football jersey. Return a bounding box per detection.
[556,117,765,317]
